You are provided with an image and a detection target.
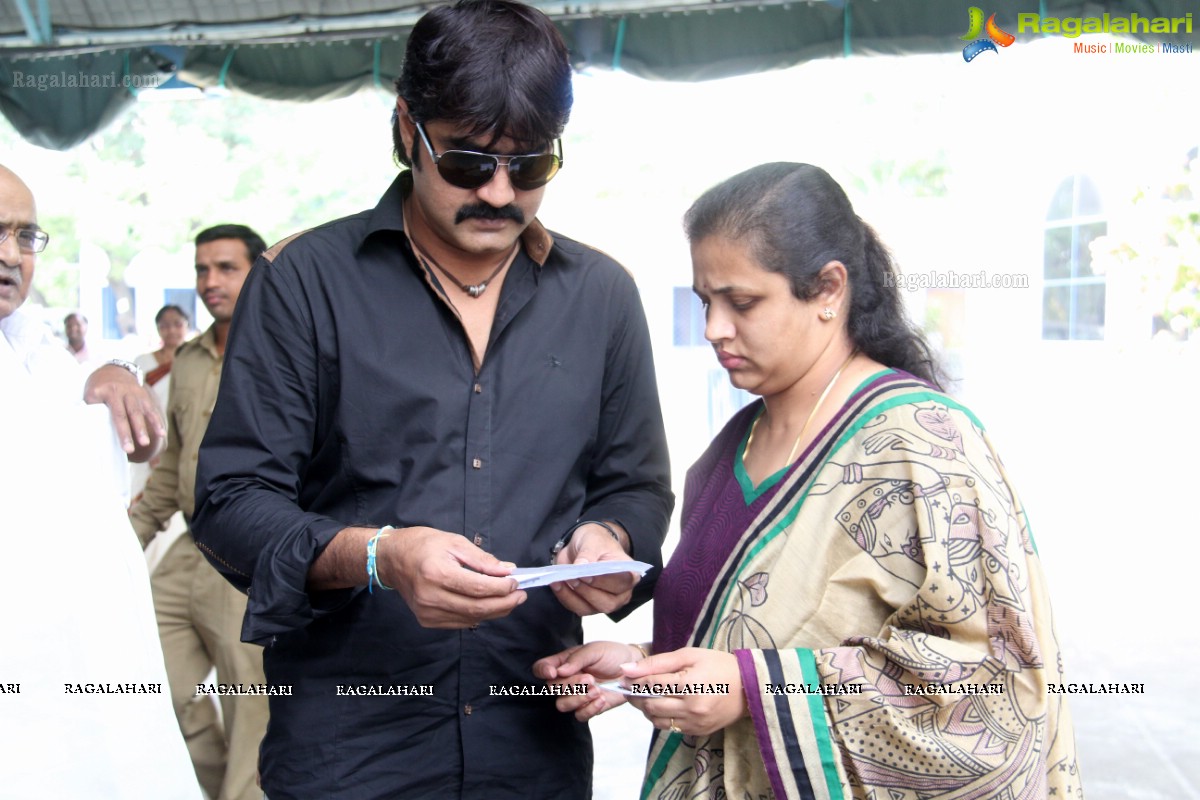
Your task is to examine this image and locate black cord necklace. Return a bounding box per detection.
[415,241,516,298]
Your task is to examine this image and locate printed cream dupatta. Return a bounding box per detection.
[642,372,1081,800]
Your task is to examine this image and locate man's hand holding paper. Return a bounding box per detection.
[549,521,642,615]
[378,526,526,628]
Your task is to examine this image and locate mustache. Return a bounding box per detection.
[455,203,524,225]
[0,265,22,287]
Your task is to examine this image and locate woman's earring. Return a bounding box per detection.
[822,307,836,321]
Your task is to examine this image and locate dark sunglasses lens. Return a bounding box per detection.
[508,154,560,190]
[438,151,497,189]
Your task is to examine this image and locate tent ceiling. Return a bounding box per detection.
[1,1,409,34]
[2,0,1196,149]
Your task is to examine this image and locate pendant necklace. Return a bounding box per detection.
[413,239,517,298]
[402,199,518,299]
[746,349,858,474]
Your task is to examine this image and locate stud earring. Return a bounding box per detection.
[822,308,836,321]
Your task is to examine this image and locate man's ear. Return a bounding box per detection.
[394,96,415,154]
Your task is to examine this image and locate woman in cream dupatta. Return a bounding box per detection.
[535,163,1081,800]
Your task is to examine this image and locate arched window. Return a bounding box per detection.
[1042,175,1107,340]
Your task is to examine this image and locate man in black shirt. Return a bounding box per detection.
[191,2,673,798]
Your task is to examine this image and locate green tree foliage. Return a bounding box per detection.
[3,88,396,321]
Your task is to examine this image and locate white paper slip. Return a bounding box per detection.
[509,560,652,589]
[595,680,665,698]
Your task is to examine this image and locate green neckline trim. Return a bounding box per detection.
[734,406,788,504]
[732,370,895,506]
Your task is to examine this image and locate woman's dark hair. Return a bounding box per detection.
[155,304,190,325]
[392,0,573,165]
[684,162,943,388]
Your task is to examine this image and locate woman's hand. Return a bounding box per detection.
[533,641,644,721]
[623,647,747,737]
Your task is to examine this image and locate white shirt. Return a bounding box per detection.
[0,307,201,799]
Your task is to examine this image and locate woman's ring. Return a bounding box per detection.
[669,718,682,734]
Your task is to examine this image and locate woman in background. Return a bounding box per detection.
[536,163,1081,799]
[135,304,190,408]
[131,303,190,503]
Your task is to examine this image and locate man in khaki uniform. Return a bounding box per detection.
[131,224,269,800]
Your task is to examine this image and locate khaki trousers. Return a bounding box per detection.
[152,534,268,800]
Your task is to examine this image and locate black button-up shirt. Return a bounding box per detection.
[192,173,673,800]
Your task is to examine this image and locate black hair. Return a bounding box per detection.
[392,0,573,166]
[155,304,190,325]
[194,224,267,265]
[684,163,943,388]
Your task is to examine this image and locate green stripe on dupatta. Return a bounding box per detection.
[796,648,846,800]
[641,732,684,800]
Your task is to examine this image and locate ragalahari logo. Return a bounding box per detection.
[961,7,1015,61]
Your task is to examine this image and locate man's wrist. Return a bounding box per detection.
[105,358,145,386]
[366,526,395,593]
[310,525,389,592]
[551,519,626,559]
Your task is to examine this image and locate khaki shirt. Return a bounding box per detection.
[130,326,222,546]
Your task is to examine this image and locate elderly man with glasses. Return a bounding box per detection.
[0,163,199,796]
[191,2,673,798]
[1,173,164,460]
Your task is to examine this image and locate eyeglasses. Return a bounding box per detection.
[413,120,563,191]
[0,226,49,254]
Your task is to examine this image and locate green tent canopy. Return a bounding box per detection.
[2,0,1196,149]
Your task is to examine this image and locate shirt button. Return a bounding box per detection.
[464,704,473,715]
[472,458,482,469]
[473,535,483,546]
[474,383,482,394]
[470,623,479,631]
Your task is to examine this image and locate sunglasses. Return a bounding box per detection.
[413,120,563,192]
